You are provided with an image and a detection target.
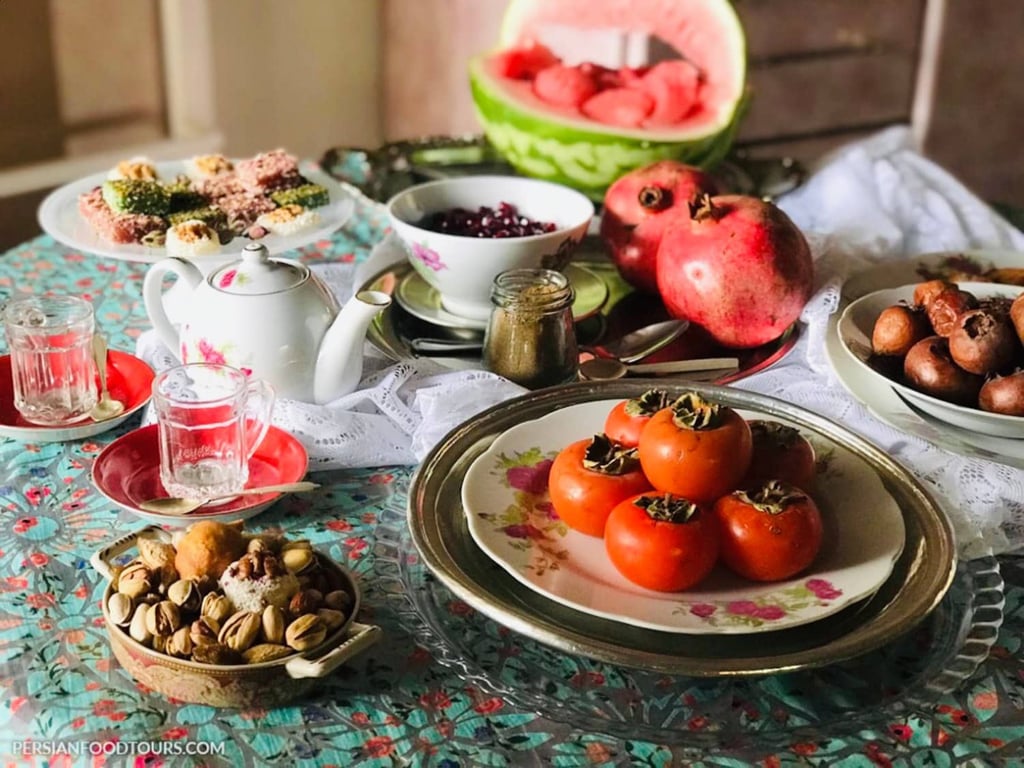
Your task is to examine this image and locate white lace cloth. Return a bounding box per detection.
[739,126,1024,558]
[136,126,1024,556]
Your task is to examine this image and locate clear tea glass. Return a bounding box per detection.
[152,364,275,500]
[3,295,98,425]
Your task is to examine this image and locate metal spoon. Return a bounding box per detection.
[409,318,689,362]
[89,335,125,422]
[138,481,321,515]
[578,356,741,381]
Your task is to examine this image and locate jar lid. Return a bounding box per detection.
[209,243,309,294]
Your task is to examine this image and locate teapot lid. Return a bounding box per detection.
[210,243,308,295]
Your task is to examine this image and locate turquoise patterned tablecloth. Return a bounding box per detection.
[1,188,1023,767]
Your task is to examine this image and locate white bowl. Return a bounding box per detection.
[386,176,594,321]
[837,282,1024,439]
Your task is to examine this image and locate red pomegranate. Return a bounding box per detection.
[656,194,814,348]
[600,160,720,293]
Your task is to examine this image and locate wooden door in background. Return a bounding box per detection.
[381,0,1024,208]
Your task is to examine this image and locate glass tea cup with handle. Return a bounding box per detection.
[151,363,275,501]
[2,295,98,425]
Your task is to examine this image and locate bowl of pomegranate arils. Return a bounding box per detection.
[386,175,594,321]
[838,280,1024,438]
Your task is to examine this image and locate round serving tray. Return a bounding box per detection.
[407,381,958,677]
[383,511,1000,747]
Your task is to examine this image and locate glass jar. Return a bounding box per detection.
[482,268,578,389]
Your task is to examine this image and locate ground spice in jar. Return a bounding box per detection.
[482,268,578,389]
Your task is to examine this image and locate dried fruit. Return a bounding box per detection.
[191,642,240,666]
[107,592,134,626]
[174,520,247,582]
[218,611,261,652]
[316,608,346,633]
[242,643,294,664]
[285,614,327,651]
[323,589,353,614]
[288,589,323,618]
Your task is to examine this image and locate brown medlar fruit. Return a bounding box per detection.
[926,287,979,337]
[948,309,1021,375]
[913,279,955,311]
[872,304,931,356]
[1011,293,1024,345]
[903,336,984,405]
[979,370,1024,416]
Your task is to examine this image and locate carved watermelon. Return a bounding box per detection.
[469,0,748,199]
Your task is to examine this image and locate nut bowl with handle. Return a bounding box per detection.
[91,525,382,708]
[143,242,391,404]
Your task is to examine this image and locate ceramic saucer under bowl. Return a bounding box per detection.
[394,263,609,331]
[92,424,309,525]
[0,350,154,443]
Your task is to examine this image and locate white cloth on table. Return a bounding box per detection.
[740,126,1024,557]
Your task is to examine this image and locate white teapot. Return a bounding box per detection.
[143,243,391,404]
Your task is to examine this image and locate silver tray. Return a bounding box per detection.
[408,380,958,676]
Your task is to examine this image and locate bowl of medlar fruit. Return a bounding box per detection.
[838,281,1024,438]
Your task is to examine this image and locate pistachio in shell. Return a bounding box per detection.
[285,613,327,652]
[242,643,294,664]
[218,611,261,652]
[107,592,134,627]
[167,579,202,613]
[165,627,193,658]
[261,605,285,645]
[279,539,313,554]
[152,634,168,654]
[201,593,233,623]
[281,547,315,575]
[191,642,241,666]
[129,604,153,645]
[145,600,181,637]
[116,561,153,600]
[189,616,221,647]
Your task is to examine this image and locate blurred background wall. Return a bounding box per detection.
[1,0,1022,249]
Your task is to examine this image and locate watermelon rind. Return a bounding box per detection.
[469,0,748,199]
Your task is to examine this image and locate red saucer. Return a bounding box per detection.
[91,424,309,525]
[0,351,154,442]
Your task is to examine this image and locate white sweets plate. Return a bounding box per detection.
[461,399,906,635]
[37,159,355,263]
[837,282,1024,439]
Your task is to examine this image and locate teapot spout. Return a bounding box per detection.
[313,290,392,404]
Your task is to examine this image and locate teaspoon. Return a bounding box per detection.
[89,335,125,422]
[578,356,740,381]
[138,481,321,515]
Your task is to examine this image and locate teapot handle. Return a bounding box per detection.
[143,257,203,362]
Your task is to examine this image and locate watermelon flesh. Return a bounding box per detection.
[470,0,747,199]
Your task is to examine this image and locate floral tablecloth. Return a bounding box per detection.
[1,188,1024,767]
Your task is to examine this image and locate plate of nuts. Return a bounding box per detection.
[91,522,382,708]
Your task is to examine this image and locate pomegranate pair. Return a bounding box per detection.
[600,161,813,349]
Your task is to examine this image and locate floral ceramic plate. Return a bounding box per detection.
[0,350,154,443]
[37,160,355,264]
[92,424,309,526]
[461,399,906,635]
[393,262,608,331]
[838,283,1024,439]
